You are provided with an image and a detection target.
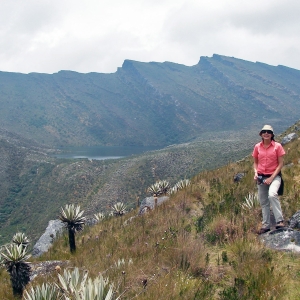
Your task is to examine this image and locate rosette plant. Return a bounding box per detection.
[58,267,114,300]
[12,232,30,250]
[23,283,59,300]
[158,180,170,195]
[112,202,127,216]
[94,212,105,223]
[147,180,170,196]
[147,182,161,197]
[59,204,86,253]
[0,244,31,298]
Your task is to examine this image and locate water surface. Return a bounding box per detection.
[53,145,161,160]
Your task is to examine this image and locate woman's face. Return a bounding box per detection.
[261,131,273,141]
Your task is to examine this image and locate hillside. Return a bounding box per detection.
[1,121,299,299]
[0,128,257,245]
[0,54,300,147]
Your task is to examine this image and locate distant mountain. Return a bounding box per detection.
[1,54,299,147]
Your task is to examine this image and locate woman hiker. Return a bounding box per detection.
[252,125,285,234]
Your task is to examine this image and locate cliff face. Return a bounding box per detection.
[1,54,300,147]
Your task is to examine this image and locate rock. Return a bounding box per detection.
[233,173,245,182]
[260,210,300,253]
[281,133,298,145]
[32,220,64,257]
[288,210,300,229]
[139,196,169,214]
[30,260,69,280]
[260,228,300,253]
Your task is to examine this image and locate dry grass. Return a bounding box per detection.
[1,121,300,299]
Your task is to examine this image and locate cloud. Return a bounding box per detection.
[0,0,300,73]
[227,0,300,36]
[161,0,300,68]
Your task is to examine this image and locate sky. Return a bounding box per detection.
[1,0,300,74]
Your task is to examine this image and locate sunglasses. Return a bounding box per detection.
[261,130,273,134]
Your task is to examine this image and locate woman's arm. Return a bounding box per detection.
[253,157,259,180]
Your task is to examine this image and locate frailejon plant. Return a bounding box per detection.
[0,243,31,298]
[58,267,114,300]
[111,202,127,216]
[23,268,115,300]
[147,180,171,196]
[78,276,114,300]
[168,179,191,195]
[59,204,86,253]
[158,180,170,195]
[94,212,105,223]
[175,179,191,190]
[147,182,161,196]
[240,192,260,210]
[167,186,178,196]
[58,267,88,296]
[23,283,59,300]
[12,232,30,250]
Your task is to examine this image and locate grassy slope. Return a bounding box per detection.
[0,125,293,245]
[1,121,300,299]
[0,129,256,245]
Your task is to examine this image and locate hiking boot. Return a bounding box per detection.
[258,227,270,234]
[276,221,285,229]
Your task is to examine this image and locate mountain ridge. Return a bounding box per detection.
[1,54,300,147]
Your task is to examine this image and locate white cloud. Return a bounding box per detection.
[0,0,300,73]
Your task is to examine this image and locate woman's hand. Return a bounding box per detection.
[264,177,273,185]
[253,159,258,181]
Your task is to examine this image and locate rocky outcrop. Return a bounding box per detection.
[139,196,169,214]
[30,260,69,280]
[32,220,64,257]
[281,132,298,145]
[288,210,300,229]
[260,228,300,253]
[260,210,300,253]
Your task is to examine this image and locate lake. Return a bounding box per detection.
[52,145,161,160]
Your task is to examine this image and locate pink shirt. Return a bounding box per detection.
[252,140,285,175]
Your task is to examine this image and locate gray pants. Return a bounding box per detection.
[258,175,283,229]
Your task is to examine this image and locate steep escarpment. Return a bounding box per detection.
[1,55,300,147]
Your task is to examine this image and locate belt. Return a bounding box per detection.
[258,171,282,177]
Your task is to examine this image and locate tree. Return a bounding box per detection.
[59,204,86,253]
[0,244,31,298]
